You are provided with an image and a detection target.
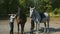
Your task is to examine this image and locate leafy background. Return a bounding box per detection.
[0,0,60,19]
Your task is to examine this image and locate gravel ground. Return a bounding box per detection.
[0,17,60,34]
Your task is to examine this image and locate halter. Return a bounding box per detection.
[30,7,35,17]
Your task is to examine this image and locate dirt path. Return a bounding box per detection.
[0,17,60,34]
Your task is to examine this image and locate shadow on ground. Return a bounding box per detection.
[39,27,60,33]
[17,27,60,34]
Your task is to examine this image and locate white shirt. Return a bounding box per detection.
[10,15,15,22]
[44,12,48,17]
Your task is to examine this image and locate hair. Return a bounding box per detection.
[18,5,20,7]
[44,7,48,10]
[30,5,34,8]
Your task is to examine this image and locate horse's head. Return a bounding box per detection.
[29,7,35,18]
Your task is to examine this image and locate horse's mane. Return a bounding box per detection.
[15,8,27,23]
[15,7,27,20]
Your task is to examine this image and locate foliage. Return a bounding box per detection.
[0,0,60,19]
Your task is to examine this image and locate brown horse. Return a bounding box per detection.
[15,7,27,34]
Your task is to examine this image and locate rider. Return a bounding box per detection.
[43,7,49,17]
[42,7,49,22]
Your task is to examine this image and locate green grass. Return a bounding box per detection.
[49,12,60,18]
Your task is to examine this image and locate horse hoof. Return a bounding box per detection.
[35,32,39,34]
[47,30,49,33]
[30,33,35,34]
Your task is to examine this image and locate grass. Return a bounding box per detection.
[49,12,60,18]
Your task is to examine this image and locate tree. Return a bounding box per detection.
[0,0,19,19]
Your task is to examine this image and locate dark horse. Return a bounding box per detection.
[15,6,27,34]
[30,7,50,34]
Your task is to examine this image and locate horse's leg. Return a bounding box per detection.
[36,21,40,34]
[30,20,34,34]
[17,24,19,34]
[44,22,46,33]
[21,23,25,34]
[47,20,49,33]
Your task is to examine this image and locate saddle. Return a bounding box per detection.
[39,12,46,22]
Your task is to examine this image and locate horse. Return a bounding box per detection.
[29,7,50,34]
[15,7,27,34]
